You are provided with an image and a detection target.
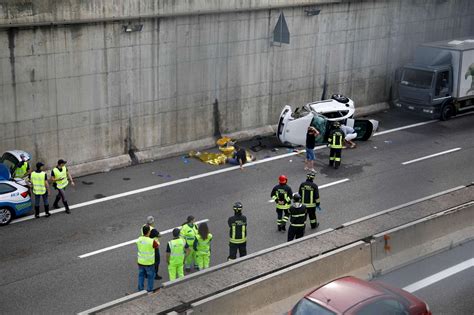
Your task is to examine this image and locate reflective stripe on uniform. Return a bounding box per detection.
[53,167,69,189]
[136,236,155,265]
[31,171,46,195]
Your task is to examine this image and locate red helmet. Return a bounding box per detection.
[279,175,288,184]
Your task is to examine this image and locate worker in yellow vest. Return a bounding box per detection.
[166,228,190,281]
[193,222,213,270]
[137,225,159,292]
[14,154,30,179]
[180,216,198,272]
[51,159,75,214]
[30,162,51,218]
[142,216,162,280]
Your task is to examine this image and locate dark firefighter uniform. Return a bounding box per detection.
[328,122,345,169]
[287,193,307,242]
[298,172,320,229]
[271,175,293,232]
[228,202,247,260]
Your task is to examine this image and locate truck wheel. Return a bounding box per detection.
[440,103,454,121]
[331,94,350,103]
[0,207,14,226]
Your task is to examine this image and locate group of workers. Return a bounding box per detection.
[14,157,75,217]
[136,172,320,292]
[136,203,247,292]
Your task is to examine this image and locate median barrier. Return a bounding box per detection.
[191,242,372,314]
[92,185,473,314]
[371,201,474,275]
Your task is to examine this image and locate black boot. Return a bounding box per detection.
[329,160,334,166]
[53,195,60,209]
[281,224,286,232]
[278,225,282,232]
[35,206,40,218]
[335,162,340,169]
[45,205,51,217]
[64,201,71,214]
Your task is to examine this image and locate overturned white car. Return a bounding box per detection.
[277,95,379,146]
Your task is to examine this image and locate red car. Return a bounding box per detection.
[290,276,431,315]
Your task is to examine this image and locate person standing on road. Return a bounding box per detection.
[298,172,320,229]
[137,225,159,292]
[287,193,307,242]
[193,222,213,270]
[271,175,293,232]
[30,162,51,218]
[167,228,190,281]
[228,202,247,260]
[142,216,162,280]
[51,159,75,213]
[305,126,320,172]
[328,122,345,169]
[180,216,198,272]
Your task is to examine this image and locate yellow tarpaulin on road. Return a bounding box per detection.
[189,137,255,165]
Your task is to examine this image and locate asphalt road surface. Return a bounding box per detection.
[376,240,474,315]
[0,110,473,314]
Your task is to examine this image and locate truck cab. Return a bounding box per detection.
[396,65,453,118]
[394,38,474,120]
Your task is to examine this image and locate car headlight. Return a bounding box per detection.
[395,103,402,107]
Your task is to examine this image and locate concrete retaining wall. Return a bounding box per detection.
[1,1,473,175]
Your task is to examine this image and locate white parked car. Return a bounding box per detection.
[277,95,379,146]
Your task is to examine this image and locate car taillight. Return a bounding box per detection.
[20,191,29,198]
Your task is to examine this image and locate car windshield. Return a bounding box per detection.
[400,68,433,89]
[291,298,336,315]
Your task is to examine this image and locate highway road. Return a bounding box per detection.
[377,240,474,315]
[0,110,473,313]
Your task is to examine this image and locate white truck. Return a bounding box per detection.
[394,38,474,120]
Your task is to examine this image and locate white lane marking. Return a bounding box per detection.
[12,120,451,225]
[78,219,209,259]
[401,148,461,165]
[403,258,474,293]
[342,185,466,227]
[374,120,437,136]
[267,178,349,202]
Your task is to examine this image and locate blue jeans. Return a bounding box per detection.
[306,148,315,161]
[138,265,155,292]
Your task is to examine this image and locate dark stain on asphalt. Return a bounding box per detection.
[82,181,94,185]
[94,194,106,199]
[123,177,131,181]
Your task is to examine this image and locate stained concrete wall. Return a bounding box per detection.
[0,0,473,173]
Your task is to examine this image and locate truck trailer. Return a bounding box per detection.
[394,38,474,120]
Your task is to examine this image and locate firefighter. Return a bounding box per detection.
[328,121,345,169]
[298,172,320,229]
[287,193,307,242]
[228,202,247,260]
[271,175,293,232]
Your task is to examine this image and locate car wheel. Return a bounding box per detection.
[331,94,350,104]
[0,207,14,226]
[440,103,454,121]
